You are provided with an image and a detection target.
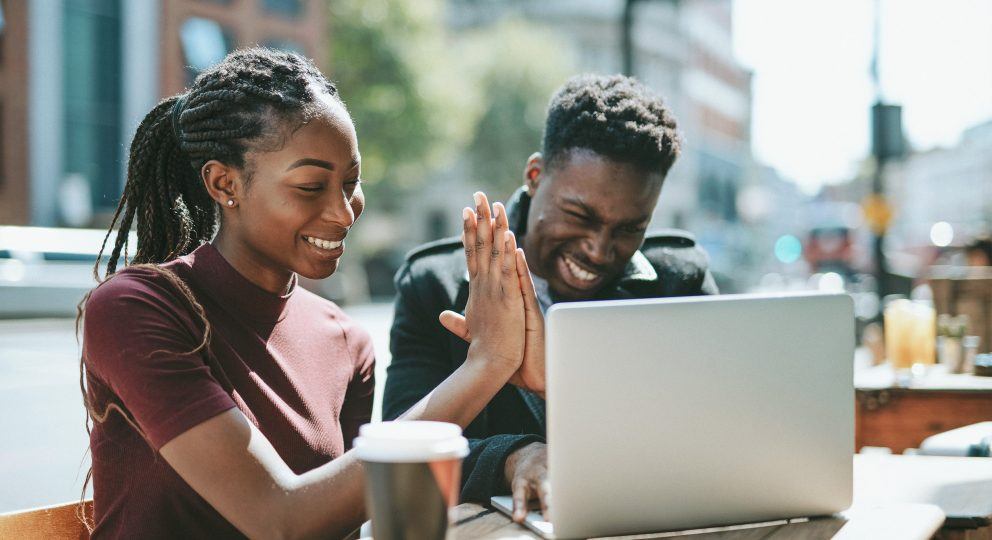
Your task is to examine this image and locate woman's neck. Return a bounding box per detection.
[212,235,294,295]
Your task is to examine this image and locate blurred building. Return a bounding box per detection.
[0,0,326,227]
[888,119,992,249]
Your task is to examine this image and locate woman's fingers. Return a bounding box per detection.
[462,207,477,278]
[474,192,493,273]
[490,203,508,281]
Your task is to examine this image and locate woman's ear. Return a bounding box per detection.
[201,160,241,208]
[523,152,543,194]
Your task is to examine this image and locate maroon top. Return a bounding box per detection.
[83,243,375,539]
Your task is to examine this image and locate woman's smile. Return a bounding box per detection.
[302,234,346,260]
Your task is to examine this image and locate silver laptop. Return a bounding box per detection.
[492,292,854,538]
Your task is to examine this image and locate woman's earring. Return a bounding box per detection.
[226,199,235,207]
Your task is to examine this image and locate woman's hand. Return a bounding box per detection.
[443,192,527,377]
[439,193,546,397]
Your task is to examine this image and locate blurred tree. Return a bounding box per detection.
[329,2,574,206]
[328,0,473,211]
[457,20,575,199]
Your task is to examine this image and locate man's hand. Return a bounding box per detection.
[507,268,545,397]
[504,442,549,522]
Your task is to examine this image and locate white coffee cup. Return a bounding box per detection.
[355,421,468,540]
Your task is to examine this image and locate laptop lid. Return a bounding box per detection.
[545,292,854,538]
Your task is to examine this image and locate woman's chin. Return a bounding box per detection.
[297,260,339,281]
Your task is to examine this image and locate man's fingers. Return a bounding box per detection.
[511,480,529,523]
[462,207,477,278]
[538,479,551,521]
[438,311,470,342]
[516,249,539,316]
[474,192,493,272]
[502,230,519,280]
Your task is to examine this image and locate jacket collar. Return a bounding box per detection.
[504,187,658,289]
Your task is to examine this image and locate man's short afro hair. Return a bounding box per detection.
[542,74,682,175]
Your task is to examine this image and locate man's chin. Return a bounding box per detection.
[547,278,601,302]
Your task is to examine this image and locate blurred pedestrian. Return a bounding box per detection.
[965,236,992,267]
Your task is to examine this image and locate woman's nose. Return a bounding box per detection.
[322,191,355,228]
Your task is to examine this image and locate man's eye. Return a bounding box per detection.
[622,226,647,235]
[297,186,322,193]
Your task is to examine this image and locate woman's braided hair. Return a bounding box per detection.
[98,47,341,274]
[76,48,342,530]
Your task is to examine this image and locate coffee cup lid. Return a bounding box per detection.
[354,421,469,463]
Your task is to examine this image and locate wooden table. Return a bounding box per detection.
[855,365,992,453]
[448,502,944,539]
[447,455,992,539]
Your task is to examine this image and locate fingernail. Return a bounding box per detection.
[473,192,483,208]
[463,207,472,221]
[493,204,501,219]
[505,230,513,243]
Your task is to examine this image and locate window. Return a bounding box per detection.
[0,102,5,187]
[0,0,6,64]
[262,0,303,19]
[180,17,230,72]
[63,0,123,212]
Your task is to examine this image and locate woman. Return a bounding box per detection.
[80,48,540,539]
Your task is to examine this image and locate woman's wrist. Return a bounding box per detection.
[465,341,520,379]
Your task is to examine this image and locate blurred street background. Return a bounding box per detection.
[1,0,990,512]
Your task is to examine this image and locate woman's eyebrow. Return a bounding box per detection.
[285,158,334,171]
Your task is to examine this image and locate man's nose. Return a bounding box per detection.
[583,230,614,267]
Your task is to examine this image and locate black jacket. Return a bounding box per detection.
[382,187,718,502]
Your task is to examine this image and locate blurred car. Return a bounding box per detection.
[0,226,121,318]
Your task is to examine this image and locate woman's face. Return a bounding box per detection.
[228,97,364,281]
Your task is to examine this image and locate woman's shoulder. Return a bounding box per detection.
[85,261,194,316]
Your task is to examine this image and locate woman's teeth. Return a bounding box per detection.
[304,236,342,251]
[564,256,599,282]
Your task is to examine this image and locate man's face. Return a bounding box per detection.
[521,150,664,301]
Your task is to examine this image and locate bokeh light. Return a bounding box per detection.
[774,235,803,264]
[818,272,845,292]
[929,221,954,247]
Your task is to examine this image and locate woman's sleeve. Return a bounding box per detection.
[339,320,375,450]
[83,269,237,450]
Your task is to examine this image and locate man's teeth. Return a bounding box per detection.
[564,256,598,282]
[304,236,342,251]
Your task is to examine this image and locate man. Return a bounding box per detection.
[383,74,717,518]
